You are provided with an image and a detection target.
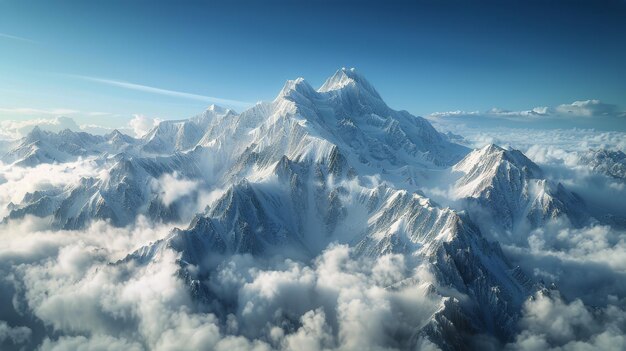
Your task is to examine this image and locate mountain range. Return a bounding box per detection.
[0,68,612,350]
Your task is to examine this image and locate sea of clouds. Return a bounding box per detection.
[0,215,444,350]
[427,103,626,350]
[0,109,625,350]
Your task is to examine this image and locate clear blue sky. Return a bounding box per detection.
[1,0,625,127]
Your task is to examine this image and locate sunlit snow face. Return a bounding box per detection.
[0,73,625,350]
[0,158,102,218]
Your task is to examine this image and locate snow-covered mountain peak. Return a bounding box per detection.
[454,143,542,179]
[453,143,543,199]
[481,143,503,153]
[194,104,236,122]
[579,148,626,179]
[318,67,381,99]
[106,129,124,138]
[451,143,587,235]
[24,125,45,142]
[276,77,317,101]
[205,104,229,114]
[141,107,231,154]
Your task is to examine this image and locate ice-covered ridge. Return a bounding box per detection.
[318,67,382,100]
[453,143,542,199]
[451,143,588,236]
[3,68,582,350]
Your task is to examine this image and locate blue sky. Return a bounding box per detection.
[1,0,625,129]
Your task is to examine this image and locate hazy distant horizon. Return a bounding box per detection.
[2,0,626,129]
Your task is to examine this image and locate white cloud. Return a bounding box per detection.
[430,123,626,153]
[0,116,80,140]
[502,221,626,308]
[428,99,625,121]
[0,116,126,140]
[0,158,103,218]
[555,100,622,117]
[78,124,117,135]
[39,335,143,351]
[281,309,334,351]
[428,110,480,118]
[128,114,161,138]
[506,291,626,351]
[0,321,32,346]
[152,172,200,206]
[0,213,443,351]
[0,100,625,350]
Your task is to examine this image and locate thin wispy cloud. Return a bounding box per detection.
[427,100,626,120]
[0,32,36,44]
[74,75,252,108]
[86,111,113,116]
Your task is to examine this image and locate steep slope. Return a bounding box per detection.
[2,69,554,350]
[265,68,468,168]
[141,104,236,154]
[579,148,626,179]
[5,151,206,229]
[2,127,138,166]
[452,144,588,241]
[127,151,532,348]
[318,68,467,167]
[4,127,98,166]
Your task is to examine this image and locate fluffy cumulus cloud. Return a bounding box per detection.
[0,116,127,142]
[129,114,162,138]
[0,116,81,140]
[0,157,444,349]
[0,114,162,142]
[0,158,103,218]
[152,172,200,206]
[0,212,441,351]
[502,220,626,306]
[428,99,625,121]
[554,100,623,118]
[1,101,626,350]
[424,111,626,349]
[0,321,31,346]
[506,291,626,350]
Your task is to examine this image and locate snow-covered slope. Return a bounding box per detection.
[2,127,137,166]
[579,148,626,179]
[141,104,236,154]
[5,151,206,228]
[452,144,588,241]
[126,151,532,347]
[5,68,597,349]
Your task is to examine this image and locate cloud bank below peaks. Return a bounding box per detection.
[0,115,165,142]
[0,214,443,351]
[427,99,626,133]
[429,100,625,120]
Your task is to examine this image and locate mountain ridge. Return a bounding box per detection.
[1,68,588,349]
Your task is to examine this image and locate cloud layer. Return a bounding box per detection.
[0,115,157,141]
[418,115,626,349]
[1,100,625,350]
[429,100,625,120]
[0,213,442,350]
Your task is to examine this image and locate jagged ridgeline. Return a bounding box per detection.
[2,68,591,349]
